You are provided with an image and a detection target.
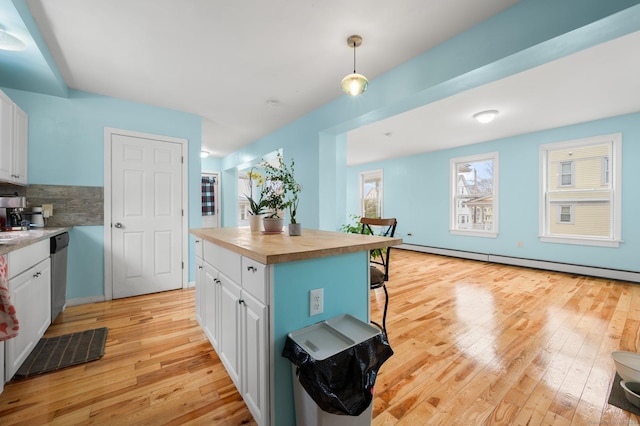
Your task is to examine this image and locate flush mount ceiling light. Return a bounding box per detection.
[473,110,499,124]
[341,35,368,96]
[200,150,209,158]
[0,26,26,51]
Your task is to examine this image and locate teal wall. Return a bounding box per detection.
[217,0,640,235]
[1,88,202,301]
[346,112,640,273]
[272,251,369,426]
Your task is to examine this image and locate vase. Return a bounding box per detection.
[288,223,302,236]
[263,217,284,233]
[249,214,263,232]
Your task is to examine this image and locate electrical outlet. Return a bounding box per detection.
[309,288,323,316]
[42,204,53,218]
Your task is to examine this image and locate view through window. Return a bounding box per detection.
[450,153,498,237]
[540,133,621,247]
[360,170,383,218]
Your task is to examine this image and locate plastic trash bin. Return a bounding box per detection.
[283,314,393,426]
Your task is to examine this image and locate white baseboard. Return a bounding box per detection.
[66,295,105,307]
[397,243,640,283]
[187,280,195,288]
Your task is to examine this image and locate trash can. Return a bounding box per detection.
[282,314,393,426]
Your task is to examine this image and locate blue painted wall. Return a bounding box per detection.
[272,251,369,425]
[346,112,640,273]
[1,88,202,301]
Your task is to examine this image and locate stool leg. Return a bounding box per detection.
[382,283,389,333]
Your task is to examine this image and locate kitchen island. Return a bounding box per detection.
[190,227,402,426]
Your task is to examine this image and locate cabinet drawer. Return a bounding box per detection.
[204,241,241,283]
[241,257,266,303]
[8,239,49,279]
[194,237,203,259]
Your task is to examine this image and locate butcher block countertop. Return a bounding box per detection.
[190,227,402,265]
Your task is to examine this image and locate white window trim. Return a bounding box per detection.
[538,133,622,247]
[359,169,384,218]
[556,204,574,224]
[449,152,499,238]
[558,160,575,187]
[601,156,609,185]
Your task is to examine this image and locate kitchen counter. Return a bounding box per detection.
[190,227,402,264]
[0,227,72,256]
[191,226,402,425]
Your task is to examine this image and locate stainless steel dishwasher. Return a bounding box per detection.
[50,232,69,322]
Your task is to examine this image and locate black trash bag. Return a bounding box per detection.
[282,331,393,416]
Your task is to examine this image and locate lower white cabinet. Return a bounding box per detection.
[197,240,269,426]
[5,257,51,381]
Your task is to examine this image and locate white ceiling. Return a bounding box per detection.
[21,1,640,166]
[347,30,640,165]
[24,0,518,158]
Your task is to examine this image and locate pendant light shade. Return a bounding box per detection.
[0,26,26,51]
[341,35,368,96]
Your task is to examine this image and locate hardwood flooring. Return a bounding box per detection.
[0,249,638,425]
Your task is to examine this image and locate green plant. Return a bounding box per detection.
[244,168,267,215]
[340,214,384,259]
[262,152,301,221]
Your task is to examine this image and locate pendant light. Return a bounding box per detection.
[0,26,26,51]
[341,35,368,96]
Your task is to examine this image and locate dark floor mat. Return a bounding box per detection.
[13,327,108,379]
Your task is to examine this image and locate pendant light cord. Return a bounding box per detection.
[353,41,357,73]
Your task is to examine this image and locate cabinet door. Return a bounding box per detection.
[12,104,28,185]
[0,91,13,182]
[241,290,268,426]
[5,258,51,381]
[203,262,219,349]
[195,256,204,326]
[219,273,241,389]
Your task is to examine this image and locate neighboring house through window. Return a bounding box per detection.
[450,152,499,237]
[539,133,621,247]
[360,170,383,218]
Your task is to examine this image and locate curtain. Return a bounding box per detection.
[201,175,216,216]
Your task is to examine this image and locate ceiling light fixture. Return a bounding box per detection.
[0,26,26,51]
[341,35,368,96]
[473,110,499,124]
[200,150,209,158]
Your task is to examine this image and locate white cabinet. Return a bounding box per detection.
[197,239,270,426]
[0,90,28,185]
[5,240,51,381]
[12,104,28,185]
[194,237,204,326]
[0,90,13,181]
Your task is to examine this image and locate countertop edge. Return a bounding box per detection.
[190,228,403,265]
[0,227,73,256]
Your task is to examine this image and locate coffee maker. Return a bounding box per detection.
[0,196,27,231]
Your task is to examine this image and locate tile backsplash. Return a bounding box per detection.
[25,184,104,227]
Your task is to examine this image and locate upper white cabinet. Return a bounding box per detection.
[0,89,28,185]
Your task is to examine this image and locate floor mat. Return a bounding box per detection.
[13,327,108,379]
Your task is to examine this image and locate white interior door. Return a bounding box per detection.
[109,131,184,299]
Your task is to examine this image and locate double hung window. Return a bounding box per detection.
[539,133,621,247]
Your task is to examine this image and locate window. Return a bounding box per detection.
[360,170,383,218]
[558,205,573,224]
[450,152,498,237]
[539,133,621,247]
[559,161,574,186]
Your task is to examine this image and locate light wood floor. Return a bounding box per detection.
[0,249,638,425]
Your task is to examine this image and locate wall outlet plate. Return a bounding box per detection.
[309,288,323,316]
[42,204,53,217]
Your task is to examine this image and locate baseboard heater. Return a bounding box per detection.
[396,243,640,284]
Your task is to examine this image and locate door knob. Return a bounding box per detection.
[114,222,124,228]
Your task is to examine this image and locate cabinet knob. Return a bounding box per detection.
[247,266,257,272]
[198,265,203,270]
[238,299,245,305]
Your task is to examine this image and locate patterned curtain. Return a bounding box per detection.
[201,175,216,216]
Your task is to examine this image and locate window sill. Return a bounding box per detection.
[539,235,621,248]
[450,230,498,238]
